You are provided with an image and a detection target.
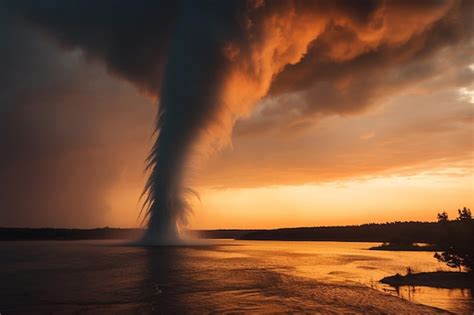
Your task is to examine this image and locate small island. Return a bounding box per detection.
[381,271,473,289]
[369,242,440,251]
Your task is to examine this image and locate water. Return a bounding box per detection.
[0,240,472,314]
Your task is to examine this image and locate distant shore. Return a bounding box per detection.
[369,242,440,251]
[0,227,144,241]
[0,221,460,243]
[381,271,473,289]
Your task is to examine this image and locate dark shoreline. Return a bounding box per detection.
[0,221,462,243]
[369,243,440,251]
[0,227,144,241]
[380,271,473,289]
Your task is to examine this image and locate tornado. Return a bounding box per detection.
[141,3,233,243]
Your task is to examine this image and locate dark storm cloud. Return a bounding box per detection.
[0,9,154,227]
[1,0,472,239]
[4,0,178,94]
[237,0,473,135]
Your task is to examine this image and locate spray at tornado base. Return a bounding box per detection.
[6,0,471,243]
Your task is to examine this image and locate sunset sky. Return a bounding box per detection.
[0,1,472,229]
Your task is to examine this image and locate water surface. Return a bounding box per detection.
[0,240,471,314]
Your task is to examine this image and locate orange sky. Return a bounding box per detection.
[103,59,473,228]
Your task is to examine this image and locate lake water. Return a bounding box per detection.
[0,240,472,314]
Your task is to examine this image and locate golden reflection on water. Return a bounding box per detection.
[395,286,472,313]
[202,240,472,313]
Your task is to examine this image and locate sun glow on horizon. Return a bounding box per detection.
[185,164,473,229]
[100,157,473,230]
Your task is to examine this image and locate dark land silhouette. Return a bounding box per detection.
[237,222,444,243]
[369,243,441,251]
[377,208,473,292]
[0,227,143,241]
[381,271,473,289]
[1,220,470,245]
